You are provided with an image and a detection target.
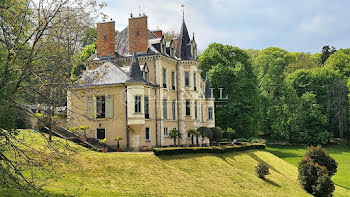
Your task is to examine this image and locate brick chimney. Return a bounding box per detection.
[129,15,148,53]
[97,21,115,57]
[152,30,163,38]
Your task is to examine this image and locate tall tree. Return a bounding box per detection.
[0,0,103,193]
[321,45,336,65]
[201,43,260,138]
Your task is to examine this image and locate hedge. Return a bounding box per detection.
[153,142,265,156]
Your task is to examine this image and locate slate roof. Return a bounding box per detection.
[175,19,193,60]
[77,62,129,86]
[126,50,145,82]
[115,27,157,57]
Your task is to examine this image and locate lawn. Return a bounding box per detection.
[2,130,314,197]
[266,144,350,196]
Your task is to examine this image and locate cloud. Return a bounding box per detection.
[100,0,350,53]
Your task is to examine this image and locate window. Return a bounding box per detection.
[172,100,176,120]
[96,96,106,118]
[162,68,167,88]
[144,96,149,119]
[208,107,213,120]
[201,105,204,122]
[194,73,197,91]
[145,128,150,141]
[194,100,198,120]
[163,99,167,119]
[135,96,141,113]
[164,127,168,137]
[186,100,190,116]
[187,132,191,138]
[143,63,149,82]
[185,72,189,86]
[96,128,105,139]
[171,72,175,90]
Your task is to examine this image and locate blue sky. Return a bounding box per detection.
[101,0,350,53]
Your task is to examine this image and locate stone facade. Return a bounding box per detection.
[67,14,215,151]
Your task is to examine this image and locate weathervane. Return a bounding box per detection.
[182,4,185,20]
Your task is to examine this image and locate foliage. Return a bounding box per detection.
[321,45,336,65]
[114,136,123,141]
[210,127,223,143]
[223,127,235,142]
[71,43,96,81]
[298,146,337,196]
[153,143,266,156]
[256,163,270,178]
[296,93,332,145]
[98,138,107,145]
[202,43,260,138]
[169,129,182,146]
[187,129,200,145]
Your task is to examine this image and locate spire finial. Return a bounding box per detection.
[181,4,185,20]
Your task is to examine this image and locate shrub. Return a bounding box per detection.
[256,163,270,178]
[298,146,337,196]
[220,138,228,142]
[153,143,265,156]
[237,138,248,142]
[210,127,223,143]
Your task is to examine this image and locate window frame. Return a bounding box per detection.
[96,95,106,119]
[193,73,197,91]
[144,96,150,119]
[185,100,191,116]
[194,100,198,120]
[163,99,168,119]
[172,100,176,120]
[184,71,190,87]
[145,127,150,141]
[208,107,213,120]
[171,71,176,90]
[163,127,169,137]
[135,96,142,113]
[162,68,167,88]
[96,128,106,140]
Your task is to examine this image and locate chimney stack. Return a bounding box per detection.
[129,15,148,53]
[97,21,115,57]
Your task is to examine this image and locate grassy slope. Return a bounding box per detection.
[9,131,312,196]
[267,145,350,197]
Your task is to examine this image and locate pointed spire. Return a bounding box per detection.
[175,18,191,60]
[127,49,145,82]
[205,73,212,99]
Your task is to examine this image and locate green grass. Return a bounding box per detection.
[2,130,339,196]
[266,144,350,197]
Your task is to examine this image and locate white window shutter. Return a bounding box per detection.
[106,95,114,118]
[87,96,94,119]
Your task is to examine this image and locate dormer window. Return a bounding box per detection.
[142,63,149,82]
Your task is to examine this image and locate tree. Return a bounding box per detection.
[223,128,235,142]
[210,127,223,144]
[324,49,350,78]
[202,43,260,138]
[254,47,299,140]
[169,129,181,147]
[0,0,103,193]
[187,129,199,146]
[321,45,336,65]
[163,30,179,42]
[298,146,337,196]
[197,126,212,146]
[114,136,123,150]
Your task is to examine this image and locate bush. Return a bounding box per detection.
[256,163,270,178]
[210,127,223,143]
[153,143,265,156]
[298,146,337,196]
[237,138,248,142]
[220,138,228,142]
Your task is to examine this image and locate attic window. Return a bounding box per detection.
[143,63,149,82]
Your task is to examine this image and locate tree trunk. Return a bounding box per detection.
[196,136,199,146]
[191,135,194,145]
[174,137,176,146]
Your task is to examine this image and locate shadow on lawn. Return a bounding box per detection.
[267,150,301,158]
[262,178,280,187]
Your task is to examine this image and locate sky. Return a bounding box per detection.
[100,0,350,53]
